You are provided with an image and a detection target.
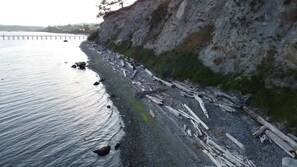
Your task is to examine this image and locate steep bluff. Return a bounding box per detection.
[93,0,297,88]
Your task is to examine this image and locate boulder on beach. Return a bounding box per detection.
[75,62,86,70]
[282,157,297,167]
[115,143,120,150]
[93,81,100,86]
[93,145,111,156]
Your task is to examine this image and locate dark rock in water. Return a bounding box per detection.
[71,64,77,68]
[107,105,111,109]
[99,78,106,82]
[115,143,120,150]
[93,145,111,156]
[63,40,68,42]
[110,94,116,98]
[75,62,86,70]
[93,81,100,86]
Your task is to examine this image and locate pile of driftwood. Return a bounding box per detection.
[87,42,297,166]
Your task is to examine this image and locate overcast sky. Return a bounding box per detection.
[0,0,136,26]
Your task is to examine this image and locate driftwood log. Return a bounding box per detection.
[194,94,209,118]
[130,70,138,79]
[265,130,296,158]
[225,133,245,150]
[145,68,153,77]
[135,88,168,99]
[153,76,174,87]
[172,81,192,93]
[146,95,163,105]
[243,106,297,157]
[183,104,209,130]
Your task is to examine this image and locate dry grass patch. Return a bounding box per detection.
[176,25,214,52]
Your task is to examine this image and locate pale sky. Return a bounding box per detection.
[0,0,136,26]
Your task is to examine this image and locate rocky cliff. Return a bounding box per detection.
[92,0,297,88]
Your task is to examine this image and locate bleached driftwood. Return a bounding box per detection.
[202,149,223,167]
[172,81,192,93]
[132,81,145,91]
[225,133,245,150]
[243,106,297,155]
[153,76,174,87]
[121,60,125,67]
[126,62,134,69]
[165,106,180,117]
[178,109,192,119]
[149,110,155,118]
[180,91,194,98]
[287,133,297,142]
[259,134,271,144]
[145,68,153,77]
[216,103,236,113]
[194,94,209,118]
[187,129,192,137]
[207,139,248,167]
[253,126,267,137]
[190,120,203,136]
[146,95,163,105]
[123,70,127,78]
[265,130,296,158]
[130,70,138,79]
[183,104,209,130]
[135,88,167,98]
[215,92,238,105]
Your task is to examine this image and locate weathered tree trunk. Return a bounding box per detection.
[153,76,174,87]
[243,106,297,156]
[194,94,209,118]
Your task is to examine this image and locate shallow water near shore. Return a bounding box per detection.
[0,32,123,166]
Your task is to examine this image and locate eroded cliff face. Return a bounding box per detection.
[94,0,297,87]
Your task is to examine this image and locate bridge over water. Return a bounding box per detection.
[1,34,88,40]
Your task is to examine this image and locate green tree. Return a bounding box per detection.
[97,0,126,18]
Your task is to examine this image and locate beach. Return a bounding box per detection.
[80,41,288,167]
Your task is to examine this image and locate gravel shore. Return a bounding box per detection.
[80,41,287,167]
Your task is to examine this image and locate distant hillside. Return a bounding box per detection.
[40,24,99,34]
[0,25,44,31]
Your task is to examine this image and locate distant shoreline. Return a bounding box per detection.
[0,24,98,34]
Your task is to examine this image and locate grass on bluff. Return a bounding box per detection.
[176,25,214,53]
[109,41,225,87]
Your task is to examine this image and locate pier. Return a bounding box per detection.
[1,34,88,40]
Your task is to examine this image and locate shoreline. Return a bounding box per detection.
[80,41,288,167]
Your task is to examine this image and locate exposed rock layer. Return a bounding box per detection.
[94,0,297,87]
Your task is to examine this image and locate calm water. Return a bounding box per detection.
[0,32,123,167]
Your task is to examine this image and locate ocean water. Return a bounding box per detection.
[0,32,123,167]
